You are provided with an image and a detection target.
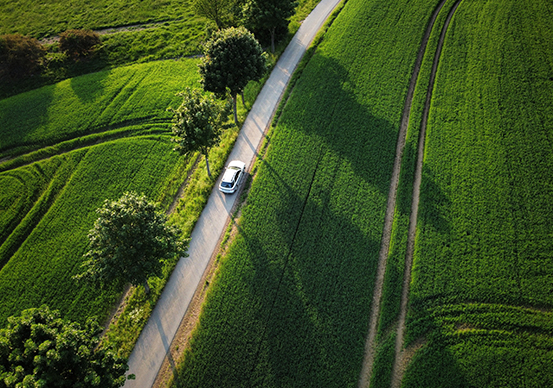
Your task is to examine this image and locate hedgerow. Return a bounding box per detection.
[171,0,444,385]
[404,0,553,385]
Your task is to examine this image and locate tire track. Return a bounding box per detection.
[357,0,448,386]
[390,1,463,387]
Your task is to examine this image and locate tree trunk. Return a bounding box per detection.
[144,280,150,295]
[241,91,245,107]
[271,27,276,53]
[205,153,212,178]
[232,94,238,125]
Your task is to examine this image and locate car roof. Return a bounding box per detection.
[228,160,246,169]
[222,167,239,183]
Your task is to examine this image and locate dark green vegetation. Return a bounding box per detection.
[170,88,232,177]
[199,27,268,123]
[402,0,553,386]
[172,0,445,385]
[0,2,204,99]
[76,192,186,293]
[0,60,200,326]
[0,305,129,387]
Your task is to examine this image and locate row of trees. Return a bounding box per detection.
[170,26,267,177]
[193,0,298,52]
[0,30,100,79]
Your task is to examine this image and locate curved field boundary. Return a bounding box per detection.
[357,0,449,386]
[390,0,463,387]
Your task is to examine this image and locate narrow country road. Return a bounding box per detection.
[124,0,343,386]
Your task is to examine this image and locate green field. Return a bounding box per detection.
[172,0,442,385]
[0,59,203,326]
[403,0,553,386]
[0,0,194,38]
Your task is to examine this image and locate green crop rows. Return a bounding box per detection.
[0,59,205,326]
[403,0,553,386]
[171,0,441,385]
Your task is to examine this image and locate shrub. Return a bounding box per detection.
[59,29,101,60]
[0,34,45,79]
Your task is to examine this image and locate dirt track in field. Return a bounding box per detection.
[40,20,171,44]
[390,1,463,387]
[357,0,462,387]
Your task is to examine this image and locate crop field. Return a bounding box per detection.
[0,60,200,158]
[0,59,206,325]
[0,0,195,38]
[403,0,553,386]
[171,0,442,386]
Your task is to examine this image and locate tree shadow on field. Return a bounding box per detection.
[280,53,398,195]
[417,166,451,235]
[0,86,55,156]
[237,161,383,387]
[69,67,110,103]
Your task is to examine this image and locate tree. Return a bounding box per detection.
[242,0,297,53]
[199,27,267,125]
[0,305,130,387]
[169,88,231,177]
[192,0,234,30]
[74,192,185,294]
[0,34,45,79]
[59,29,101,60]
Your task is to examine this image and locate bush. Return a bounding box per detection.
[0,34,45,79]
[59,29,101,60]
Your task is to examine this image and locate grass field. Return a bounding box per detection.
[0,59,205,327]
[170,0,443,385]
[0,0,194,38]
[402,0,553,386]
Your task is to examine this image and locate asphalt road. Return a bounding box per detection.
[124,0,342,385]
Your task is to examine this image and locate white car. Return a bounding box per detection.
[219,160,246,194]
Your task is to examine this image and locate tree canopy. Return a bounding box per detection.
[192,0,235,30]
[242,0,297,52]
[199,26,267,124]
[59,29,102,60]
[0,305,130,388]
[169,88,231,177]
[0,34,45,79]
[75,192,185,294]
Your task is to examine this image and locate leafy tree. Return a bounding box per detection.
[199,27,267,124]
[0,34,45,79]
[169,88,231,177]
[192,0,235,30]
[0,305,131,387]
[242,0,297,52]
[59,29,102,60]
[75,192,185,294]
